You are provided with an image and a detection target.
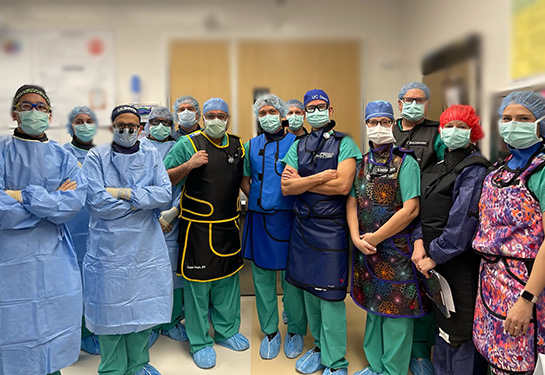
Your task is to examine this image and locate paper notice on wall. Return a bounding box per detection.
[0,29,115,131]
[512,0,545,81]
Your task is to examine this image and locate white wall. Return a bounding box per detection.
[1,0,408,145]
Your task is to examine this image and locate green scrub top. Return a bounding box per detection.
[528,167,545,212]
[349,149,421,203]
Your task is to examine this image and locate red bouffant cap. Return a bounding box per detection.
[439,105,484,143]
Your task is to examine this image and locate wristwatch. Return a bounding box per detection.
[520,290,539,304]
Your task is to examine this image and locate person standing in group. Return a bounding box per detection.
[0,85,87,375]
[171,95,202,140]
[281,89,361,375]
[140,106,188,347]
[164,97,249,369]
[241,94,307,360]
[472,91,545,374]
[285,99,308,138]
[394,82,444,375]
[82,105,172,375]
[63,106,101,355]
[349,100,425,375]
[413,105,490,375]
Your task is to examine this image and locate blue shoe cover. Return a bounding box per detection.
[282,309,288,325]
[352,367,382,375]
[323,368,347,375]
[161,322,188,342]
[81,334,100,355]
[409,358,434,375]
[135,363,161,375]
[147,330,159,348]
[284,333,304,359]
[259,331,281,359]
[296,347,325,374]
[192,346,216,369]
[216,333,250,351]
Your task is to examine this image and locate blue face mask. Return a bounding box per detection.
[401,101,425,122]
[114,128,139,148]
[287,114,304,131]
[74,123,97,143]
[440,127,471,150]
[18,110,50,136]
[178,110,198,128]
[150,123,171,141]
[259,114,282,134]
[306,109,329,129]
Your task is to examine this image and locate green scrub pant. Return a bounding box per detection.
[252,264,307,336]
[410,314,436,359]
[48,372,61,375]
[97,328,152,375]
[82,316,93,338]
[363,313,414,375]
[304,291,348,369]
[153,287,184,332]
[184,273,241,354]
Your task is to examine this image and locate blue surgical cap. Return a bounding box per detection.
[365,100,395,122]
[304,89,330,107]
[398,82,431,100]
[144,106,174,133]
[172,96,201,118]
[203,98,229,115]
[287,99,304,111]
[66,106,98,136]
[254,94,288,118]
[499,91,545,134]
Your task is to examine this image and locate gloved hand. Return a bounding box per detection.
[105,187,132,200]
[5,190,22,203]
[159,206,180,233]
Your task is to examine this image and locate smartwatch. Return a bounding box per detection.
[520,290,539,304]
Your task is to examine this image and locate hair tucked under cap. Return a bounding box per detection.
[439,105,484,143]
[111,105,141,123]
[13,84,51,109]
[66,106,98,136]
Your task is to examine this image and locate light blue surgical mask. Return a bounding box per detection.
[307,109,329,129]
[402,101,425,122]
[204,119,227,139]
[74,123,96,143]
[259,114,282,134]
[440,127,471,150]
[178,109,198,128]
[114,128,139,148]
[17,110,50,136]
[287,114,304,131]
[499,117,544,149]
[150,123,171,141]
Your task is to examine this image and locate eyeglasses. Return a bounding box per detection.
[113,123,139,132]
[366,119,393,127]
[305,104,329,113]
[204,113,228,121]
[14,102,51,113]
[400,97,427,105]
[149,118,173,126]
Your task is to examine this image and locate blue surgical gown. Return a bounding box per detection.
[82,142,173,335]
[0,135,87,375]
[63,142,91,268]
[141,137,183,289]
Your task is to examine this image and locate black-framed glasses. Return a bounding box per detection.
[204,113,228,121]
[401,97,427,105]
[366,119,393,127]
[305,103,329,113]
[113,123,139,132]
[14,102,51,113]
[149,118,173,126]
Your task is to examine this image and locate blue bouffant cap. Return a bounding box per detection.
[203,97,229,115]
[499,91,545,135]
[398,82,431,100]
[304,89,330,107]
[111,105,140,122]
[365,100,395,122]
[66,106,98,135]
